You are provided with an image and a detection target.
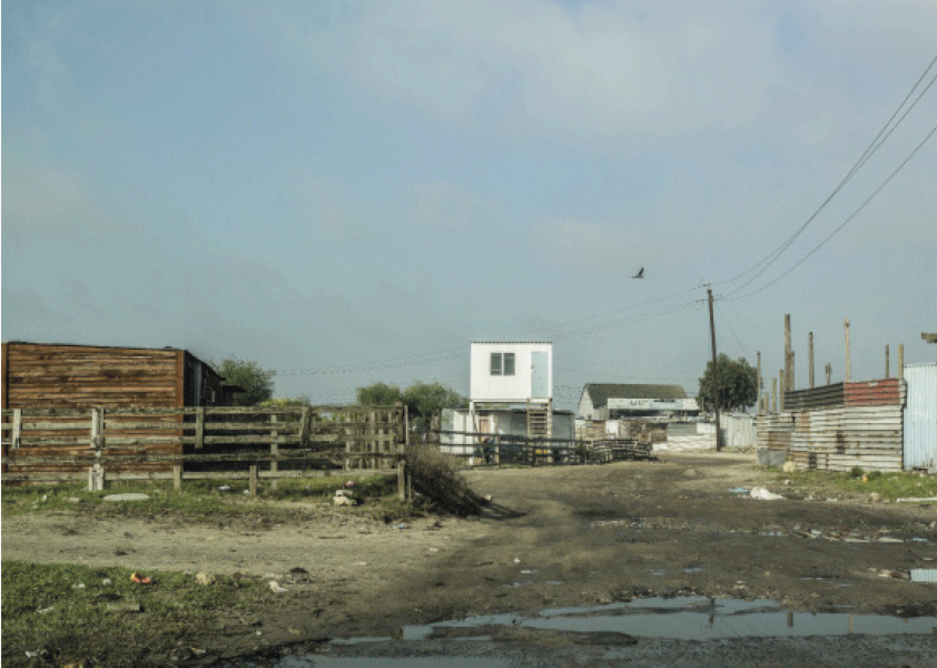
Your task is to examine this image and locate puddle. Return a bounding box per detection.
[245,598,937,667]
[278,659,508,668]
[440,597,934,641]
[348,597,937,644]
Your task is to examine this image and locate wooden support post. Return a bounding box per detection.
[885,345,890,378]
[779,370,785,411]
[825,363,832,385]
[898,344,904,377]
[195,407,205,449]
[756,352,762,414]
[270,413,278,491]
[89,407,105,492]
[12,409,22,449]
[772,378,777,413]
[299,407,311,450]
[809,332,815,389]
[173,465,182,492]
[249,465,258,497]
[844,318,851,383]
[707,287,723,450]
[784,314,793,393]
[397,461,407,502]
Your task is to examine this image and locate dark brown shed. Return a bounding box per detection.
[1,341,224,410]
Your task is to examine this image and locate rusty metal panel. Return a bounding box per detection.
[844,378,903,407]
[904,363,937,472]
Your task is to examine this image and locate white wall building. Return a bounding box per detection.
[468,341,554,440]
[469,341,553,404]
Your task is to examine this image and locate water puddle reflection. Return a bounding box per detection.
[400,597,936,642]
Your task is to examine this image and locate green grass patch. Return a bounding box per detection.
[777,468,937,501]
[1,560,273,667]
[1,472,413,523]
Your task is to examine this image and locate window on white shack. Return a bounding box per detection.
[490,352,515,376]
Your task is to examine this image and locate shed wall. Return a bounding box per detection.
[904,363,937,472]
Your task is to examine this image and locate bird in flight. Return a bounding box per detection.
[631,267,644,279]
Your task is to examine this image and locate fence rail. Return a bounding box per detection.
[434,429,653,466]
[2,404,408,489]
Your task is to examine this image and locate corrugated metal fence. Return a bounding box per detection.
[758,378,906,473]
[904,363,937,472]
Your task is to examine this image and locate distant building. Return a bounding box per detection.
[578,383,698,421]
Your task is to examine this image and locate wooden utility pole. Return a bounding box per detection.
[825,363,832,385]
[809,332,815,389]
[844,318,851,383]
[899,344,905,376]
[779,369,785,411]
[771,377,777,413]
[756,352,762,414]
[707,287,722,451]
[784,315,793,393]
[885,345,890,378]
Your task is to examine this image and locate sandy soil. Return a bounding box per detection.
[3,451,936,663]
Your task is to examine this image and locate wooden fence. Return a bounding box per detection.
[1,404,408,489]
[433,430,652,466]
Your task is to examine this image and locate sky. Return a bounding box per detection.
[2,0,936,411]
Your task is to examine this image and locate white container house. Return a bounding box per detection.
[469,341,553,404]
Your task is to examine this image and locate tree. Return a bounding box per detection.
[213,356,275,406]
[259,395,312,408]
[697,353,758,413]
[356,382,403,406]
[356,380,466,431]
[402,381,467,431]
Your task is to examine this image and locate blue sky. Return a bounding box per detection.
[3,1,936,410]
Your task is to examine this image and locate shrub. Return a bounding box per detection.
[405,445,484,517]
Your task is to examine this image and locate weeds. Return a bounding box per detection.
[405,445,484,517]
[1,561,271,667]
[1,473,406,523]
[779,468,937,501]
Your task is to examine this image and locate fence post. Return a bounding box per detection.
[249,464,258,497]
[89,407,105,491]
[12,409,22,449]
[299,407,311,450]
[173,465,182,492]
[270,413,278,491]
[397,460,406,502]
[195,407,205,450]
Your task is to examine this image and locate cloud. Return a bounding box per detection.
[409,181,504,230]
[533,217,641,275]
[2,159,124,240]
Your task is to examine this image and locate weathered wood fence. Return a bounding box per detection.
[1,404,408,489]
[433,430,652,466]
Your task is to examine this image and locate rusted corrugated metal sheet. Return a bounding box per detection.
[844,378,904,407]
[784,383,845,411]
[904,363,937,472]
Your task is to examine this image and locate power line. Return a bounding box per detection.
[728,121,937,301]
[720,51,937,296]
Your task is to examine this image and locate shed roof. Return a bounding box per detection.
[582,383,688,408]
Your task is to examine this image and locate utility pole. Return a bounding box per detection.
[707,287,722,451]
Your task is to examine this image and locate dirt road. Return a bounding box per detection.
[3,452,936,662]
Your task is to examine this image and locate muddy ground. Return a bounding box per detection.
[3,451,936,665]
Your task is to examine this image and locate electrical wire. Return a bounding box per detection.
[727,121,937,301]
[720,52,937,295]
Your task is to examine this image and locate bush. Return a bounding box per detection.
[405,445,484,517]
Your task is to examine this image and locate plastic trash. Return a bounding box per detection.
[750,487,784,501]
[130,572,152,584]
